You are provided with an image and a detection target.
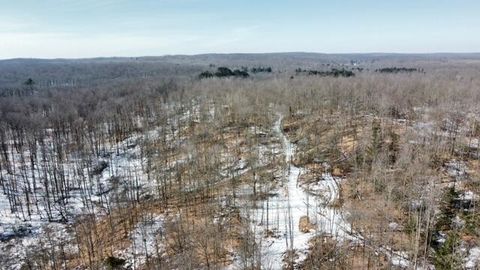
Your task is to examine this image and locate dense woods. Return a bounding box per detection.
[199,67,250,79]
[295,68,356,77]
[375,67,422,73]
[0,53,480,269]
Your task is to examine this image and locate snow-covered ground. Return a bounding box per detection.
[115,214,165,269]
[0,100,248,269]
[0,113,179,269]
[229,114,425,270]
[0,221,77,269]
[230,115,355,269]
[0,130,153,268]
[465,247,480,269]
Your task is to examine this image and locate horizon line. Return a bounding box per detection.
[2,51,480,61]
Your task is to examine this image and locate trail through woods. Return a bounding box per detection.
[231,115,353,269]
[231,114,415,269]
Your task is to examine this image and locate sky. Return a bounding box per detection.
[0,0,479,59]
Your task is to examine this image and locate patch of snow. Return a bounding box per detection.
[444,160,468,180]
[460,190,478,201]
[465,247,480,269]
[390,251,410,268]
[116,214,165,269]
[388,222,401,232]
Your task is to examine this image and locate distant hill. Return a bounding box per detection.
[1,52,480,88]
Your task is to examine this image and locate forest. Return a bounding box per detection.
[0,53,480,269]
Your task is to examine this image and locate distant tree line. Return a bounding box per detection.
[375,67,423,73]
[295,68,355,78]
[0,78,37,97]
[199,67,250,79]
[0,59,203,88]
[250,66,272,73]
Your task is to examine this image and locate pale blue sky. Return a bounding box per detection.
[0,0,479,59]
